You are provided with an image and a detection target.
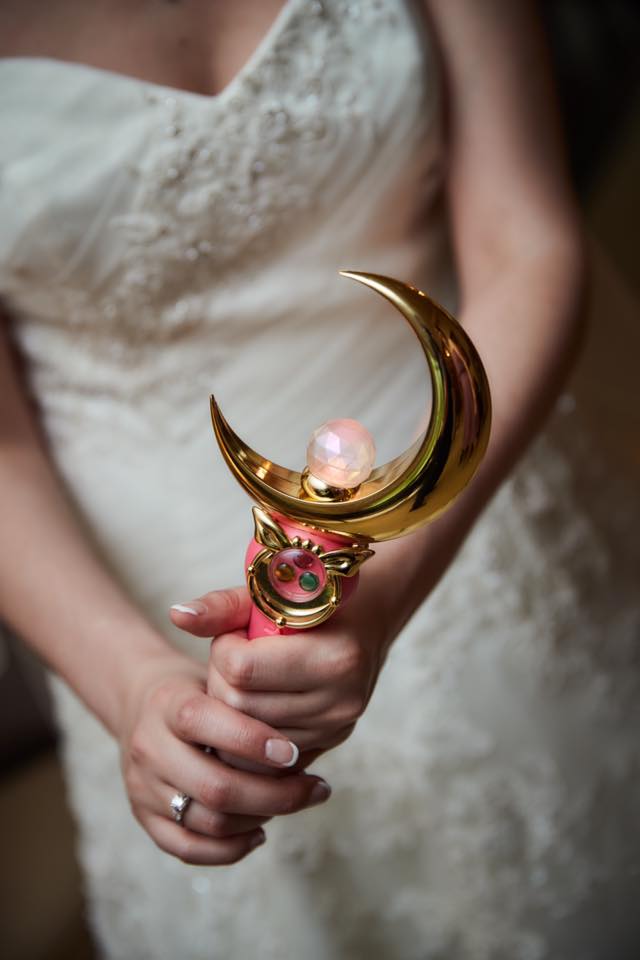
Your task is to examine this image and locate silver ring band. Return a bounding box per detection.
[169,791,191,826]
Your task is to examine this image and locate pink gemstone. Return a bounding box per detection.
[306,419,376,489]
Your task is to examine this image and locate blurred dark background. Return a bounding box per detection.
[1,3,639,958]
[541,0,640,198]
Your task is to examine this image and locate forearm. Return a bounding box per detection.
[365,233,586,639]
[355,0,591,641]
[0,329,179,736]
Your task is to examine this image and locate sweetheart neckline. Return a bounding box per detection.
[0,0,301,105]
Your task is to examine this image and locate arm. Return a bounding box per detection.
[370,0,587,637]
[187,0,586,750]
[0,314,331,862]
[0,318,168,736]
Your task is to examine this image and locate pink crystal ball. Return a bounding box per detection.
[306,419,376,489]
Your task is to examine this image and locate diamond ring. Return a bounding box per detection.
[169,791,191,826]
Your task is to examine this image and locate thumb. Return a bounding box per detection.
[169,585,251,637]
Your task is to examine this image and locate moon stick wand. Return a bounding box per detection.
[210,270,491,642]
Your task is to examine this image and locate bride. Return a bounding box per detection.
[1,1,638,957]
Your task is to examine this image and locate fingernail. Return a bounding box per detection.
[249,829,266,849]
[171,601,207,616]
[309,779,332,805]
[265,738,299,767]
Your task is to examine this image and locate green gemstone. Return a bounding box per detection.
[299,572,320,592]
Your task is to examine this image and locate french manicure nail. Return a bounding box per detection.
[309,780,332,805]
[265,738,299,767]
[171,601,207,616]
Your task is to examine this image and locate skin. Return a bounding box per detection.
[0,1,586,867]
[0,0,287,97]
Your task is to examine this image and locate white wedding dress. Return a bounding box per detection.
[1,1,639,958]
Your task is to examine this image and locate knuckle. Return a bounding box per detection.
[174,695,203,740]
[229,718,260,756]
[339,642,366,676]
[122,763,143,802]
[222,650,254,688]
[200,777,230,812]
[342,692,367,722]
[221,684,248,713]
[146,679,172,711]
[219,588,242,621]
[204,811,233,838]
[147,678,182,719]
[206,668,226,700]
[326,642,363,681]
[128,730,149,767]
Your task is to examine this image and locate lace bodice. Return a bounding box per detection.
[1,2,639,958]
[0,0,442,348]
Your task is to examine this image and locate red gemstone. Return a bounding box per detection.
[293,550,314,569]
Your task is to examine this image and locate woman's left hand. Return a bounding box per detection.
[171,583,393,764]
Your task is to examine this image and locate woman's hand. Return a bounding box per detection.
[118,642,332,866]
[170,583,393,764]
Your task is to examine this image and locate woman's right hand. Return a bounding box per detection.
[119,650,332,867]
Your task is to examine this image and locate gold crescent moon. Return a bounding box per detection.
[210,271,491,543]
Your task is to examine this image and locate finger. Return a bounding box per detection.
[186,806,271,839]
[275,724,357,754]
[161,737,332,817]
[146,812,266,866]
[210,630,342,692]
[158,785,271,839]
[169,586,251,638]
[168,689,301,769]
[214,723,357,768]
[213,722,354,774]
[208,670,329,726]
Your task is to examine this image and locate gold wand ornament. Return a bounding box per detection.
[210,271,491,639]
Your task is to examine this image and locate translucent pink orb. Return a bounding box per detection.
[306,419,376,489]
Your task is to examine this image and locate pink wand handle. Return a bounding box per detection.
[245,517,360,639]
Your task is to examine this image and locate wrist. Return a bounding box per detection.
[79,611,194,739]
